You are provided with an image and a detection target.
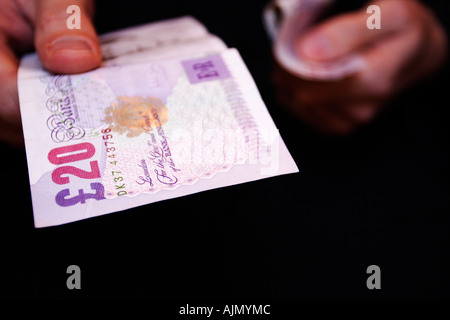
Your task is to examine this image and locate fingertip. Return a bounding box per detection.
[38,34,101,74]
[295,32,333,61]
[34,0,101,74]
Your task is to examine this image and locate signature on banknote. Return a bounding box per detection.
[144,108,180,186]
[136,159,153,187]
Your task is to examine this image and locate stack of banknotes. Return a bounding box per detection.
[19,16,298,227]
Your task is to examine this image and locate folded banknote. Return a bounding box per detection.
[19,17,298,227]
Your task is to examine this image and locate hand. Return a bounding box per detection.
[273,0,447,135]
[0,0,101,146]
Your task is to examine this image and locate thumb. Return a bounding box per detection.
[34,0,101,74]
[296,2,394,61]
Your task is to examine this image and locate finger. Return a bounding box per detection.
[291,76,372,106]
[287,95,354,135]
[312,104,356,135]
[0,38,20,125]
[357,26,423,98]
[34,0,101,74]
[0,37,23,145]
[296,0,414,61]
[325,102,380,128]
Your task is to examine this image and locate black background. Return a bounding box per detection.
[2,0,449,300]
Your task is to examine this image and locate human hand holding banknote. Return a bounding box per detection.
[18,16,298,227]
[268,0,447,134]
[0,0,100,146]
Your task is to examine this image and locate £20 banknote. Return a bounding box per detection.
[19,17,298,227]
